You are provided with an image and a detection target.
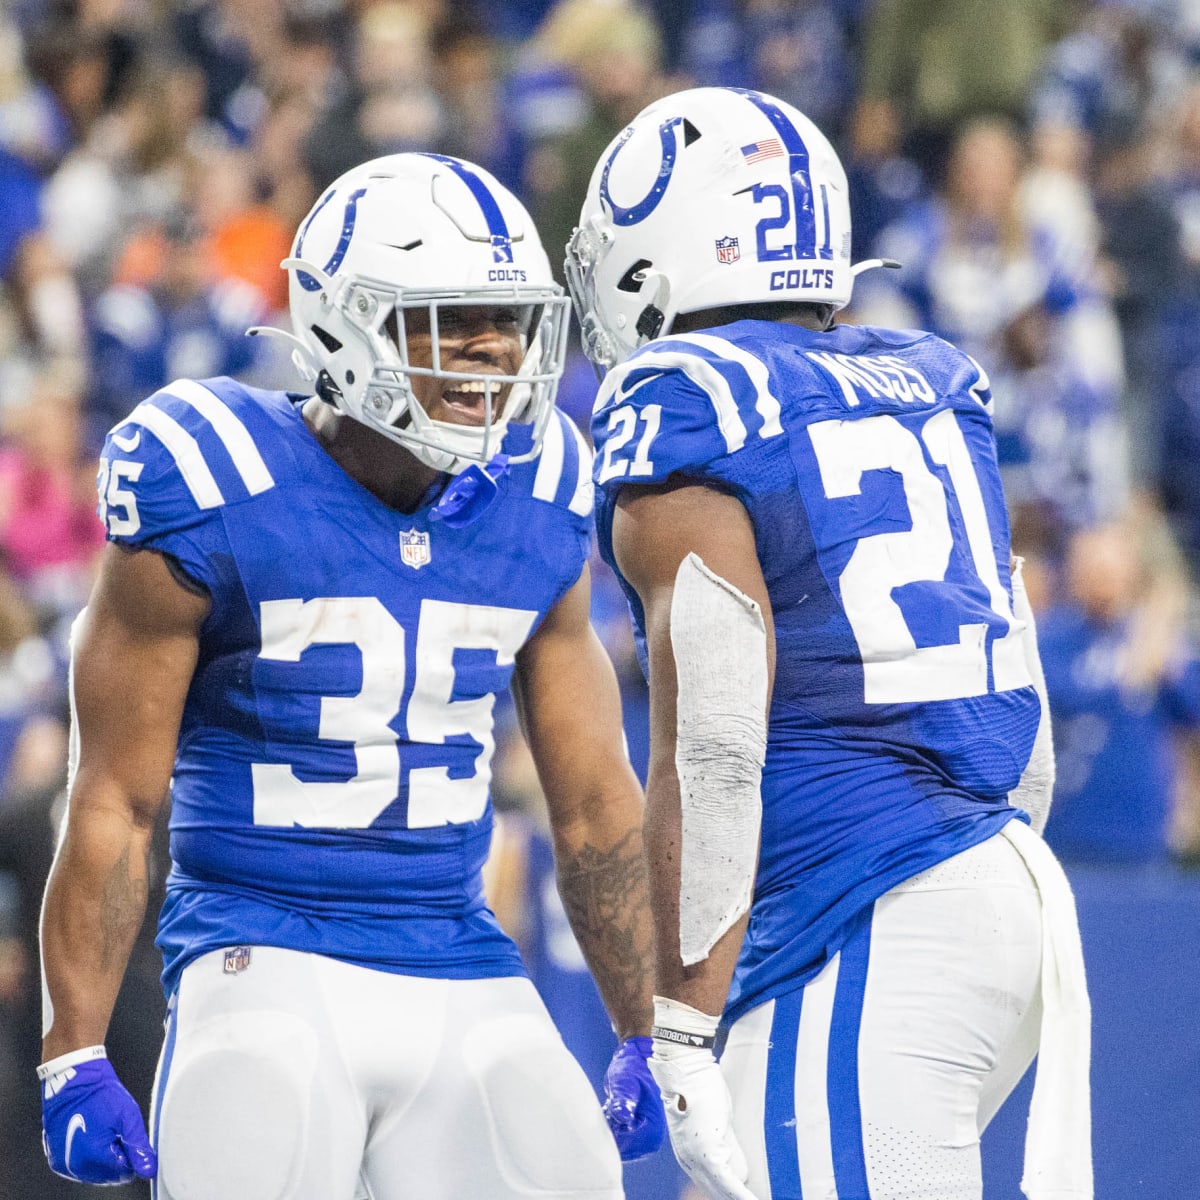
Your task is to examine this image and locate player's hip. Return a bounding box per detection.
[731,810,1020,1021]
[722,833,1045,1198]
[155,883,524,995]
[151,948,623,1199]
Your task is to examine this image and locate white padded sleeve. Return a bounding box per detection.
[670,553,768,966]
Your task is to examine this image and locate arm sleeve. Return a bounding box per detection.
[590,344,745,495]
[96,392,235,596]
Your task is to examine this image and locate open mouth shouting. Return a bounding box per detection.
[438,376,508,424]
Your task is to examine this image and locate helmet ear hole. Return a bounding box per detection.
[617,260,654,293]
[310,325,342,354]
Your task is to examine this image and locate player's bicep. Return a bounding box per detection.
[612,481,776,715]
[71,544,210,826]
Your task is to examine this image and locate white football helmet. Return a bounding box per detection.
[261,153,570,473]
[567,87,887,372]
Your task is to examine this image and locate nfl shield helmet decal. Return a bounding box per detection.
[715,236,740,264]
[400,528,431,569]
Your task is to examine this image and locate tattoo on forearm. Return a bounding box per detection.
[99,845,147,972]
[557,829,654,1030]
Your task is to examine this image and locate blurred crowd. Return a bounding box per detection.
[1,0,1199,1195]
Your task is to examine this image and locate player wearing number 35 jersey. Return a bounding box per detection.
[569,89,1091,1200]
[37,155,666,1199]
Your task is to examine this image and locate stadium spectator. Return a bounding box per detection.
[85,208,265,449]
[862,118,1081,360]
[193,145,293,313]
[853,0,1074,183]
[431,13,523,192]
[844,86,927,262]
[1030,0,1190,156]
[1092,111,1185,485]
[303,2,443,188]
[0,144,86,369]
[524,0,668,282]
[1154,81,1200,578]
[1041,511,1200,865]
[41,58,209,295]
[859,117,1126,536]
[0,367,103,623]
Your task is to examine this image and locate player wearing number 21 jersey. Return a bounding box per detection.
[37,154,665,1200]
[569,88,1091,1200]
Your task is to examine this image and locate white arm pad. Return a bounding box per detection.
[1008,559,1055,834]
[670,554,768,966]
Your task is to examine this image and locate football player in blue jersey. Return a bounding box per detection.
[37,154,665,1199]
[567,88,1093,1200]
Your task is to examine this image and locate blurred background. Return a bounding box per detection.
[0,0,1198,1196]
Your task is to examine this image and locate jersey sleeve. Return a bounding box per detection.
[526,407,594,580]
[96,377,277,592]
[590,335,779,495]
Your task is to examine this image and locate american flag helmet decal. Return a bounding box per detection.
[740,138,785,165]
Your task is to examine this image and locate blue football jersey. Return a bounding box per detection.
[591,321,1040,1022]
[97,377,594,996]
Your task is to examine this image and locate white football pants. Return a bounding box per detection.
[722,831,1045,1200]
[148,947,623,1200]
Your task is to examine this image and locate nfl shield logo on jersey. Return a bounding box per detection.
[399,528,431,569]
[715,236,740,265]
[223,946,252,974]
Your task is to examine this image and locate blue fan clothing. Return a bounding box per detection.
[1040,605,1200,864]
[591,320,1039,1023]
[96,377,594,996]
[86,282,265,453]
[0,148,41,282]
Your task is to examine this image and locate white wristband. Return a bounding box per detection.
[37,1044,106,1080]
[652,995,721,1050]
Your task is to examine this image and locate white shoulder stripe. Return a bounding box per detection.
[160,379,275,495]
[608,350,748,454]
[673,333,783,438]
[563,417,594,516]
[532,410,566,503]
[128,405,225,509]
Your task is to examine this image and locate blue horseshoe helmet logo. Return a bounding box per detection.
[599,116,686,227]
[295,186,369,292]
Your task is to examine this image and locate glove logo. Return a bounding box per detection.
[65,1112,86,1176]
[43,1066,76,1099]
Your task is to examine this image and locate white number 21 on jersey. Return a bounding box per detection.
[808,409,1031,704]
[251,597,535,829]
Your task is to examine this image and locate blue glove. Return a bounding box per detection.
[603,1035,667,1161]
[40,1047,157,1184]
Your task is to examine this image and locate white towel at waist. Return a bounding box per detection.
[1000,819,1093,1200]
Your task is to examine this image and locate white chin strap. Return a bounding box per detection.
[670,553,768,965]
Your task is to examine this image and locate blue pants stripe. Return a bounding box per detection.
[827,912,874,1198]
[765,989,804,1199]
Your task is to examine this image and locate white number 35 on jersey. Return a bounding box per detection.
[251,597,535,830]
